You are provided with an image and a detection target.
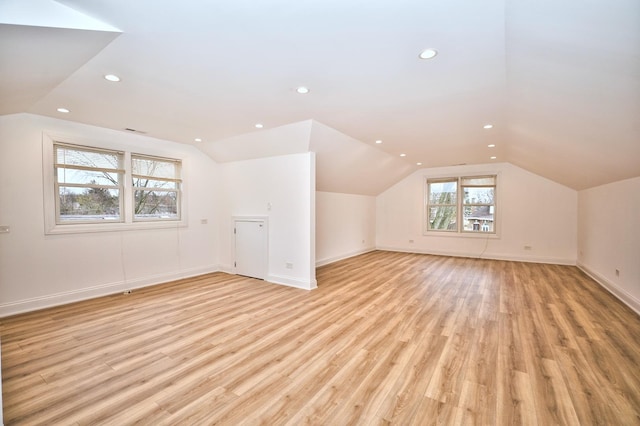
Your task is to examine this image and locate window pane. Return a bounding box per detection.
[134,190,178,219]
[132,177,178,190]
[57,168,119,186]
[132,155,181,222]
[57,147,119,170]
[428,206,457,230]
[428,181,457,204]
[58,187,120,221]
[463,187,494,204]
[463,205,494,232]
[132,157,177,179]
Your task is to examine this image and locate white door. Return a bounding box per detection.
[234,219,267,280]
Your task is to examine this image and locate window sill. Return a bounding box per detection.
[423,231,500,239]
[45,220,187,235]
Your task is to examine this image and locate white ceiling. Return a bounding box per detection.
[1,0,638,192]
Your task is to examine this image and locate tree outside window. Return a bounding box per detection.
[426,175,497,234]
[55,144,123,223]
[54,143,182,225]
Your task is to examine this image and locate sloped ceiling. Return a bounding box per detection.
[198,120,414,195]
[0,0,121,115]
[1,0,638,192]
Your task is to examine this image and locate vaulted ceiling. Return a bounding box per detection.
[1,0,638,192]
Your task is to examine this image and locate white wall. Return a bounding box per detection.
[578,177,640,314]
[0,114,219,316]
[376,162,577,264]
[218,153,316,289]
[316,191,376,266]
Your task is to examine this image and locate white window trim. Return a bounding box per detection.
[43,131,188,235]
[423,171,501,239]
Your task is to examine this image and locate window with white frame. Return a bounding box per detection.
[47,139,183,233]
[55,143,124,223]
[132,154,181,221]
[426,175,497,234]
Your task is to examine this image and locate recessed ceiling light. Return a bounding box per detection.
[483,124,494,129]
[400,153,407,157]
[375,140,382,144]
[417,162,423,166]
[194,138,202,142]
[488,144,496,148]
[255,123,264,129]
[419,48,438,60]
[490,156,497,160]
[57,107,70,113]
[296,86,310,94]
[104,74,120,82]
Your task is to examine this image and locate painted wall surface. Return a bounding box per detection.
[578,177,640,314]
[376,162,577,264]
[218,153,316,289]
[0,114,219,316]
[316,191,376,266]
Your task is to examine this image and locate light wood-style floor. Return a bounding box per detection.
[2,251,640,425]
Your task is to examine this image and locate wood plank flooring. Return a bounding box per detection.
[2,251,640,425]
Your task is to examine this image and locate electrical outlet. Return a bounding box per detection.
[524,245,532,251]
[409,239,414,244]
[286,262,293,269]
[200,219,208,224]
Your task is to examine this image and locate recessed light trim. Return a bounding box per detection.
[57,107,70,113]
[417,162,423,166]
[104,74,120,82]
[194,138,202,142]
[488,144,496,148]
[255,123,264,129]
[490,156,497,160]
[483,124,494,129]
[375,140,382,144]
[400,153,407,157]
[419,48,438,60]
[296,86,310,94]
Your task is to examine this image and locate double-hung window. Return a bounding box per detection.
[426,175,497,234]
[461,176,496,233]
[427,178,458,231]
[132,155,181,221]
[46,137,184,233]
[55,143,124,223]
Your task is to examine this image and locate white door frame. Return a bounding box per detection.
[232,216,268,279]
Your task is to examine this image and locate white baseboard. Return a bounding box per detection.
[316,247,376,267]
[267,274,317,290]
[376,246,576,266]
[218,263,316,291]
[218,264,234,274]
[0,264,220,318]
[577,263,640,317]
